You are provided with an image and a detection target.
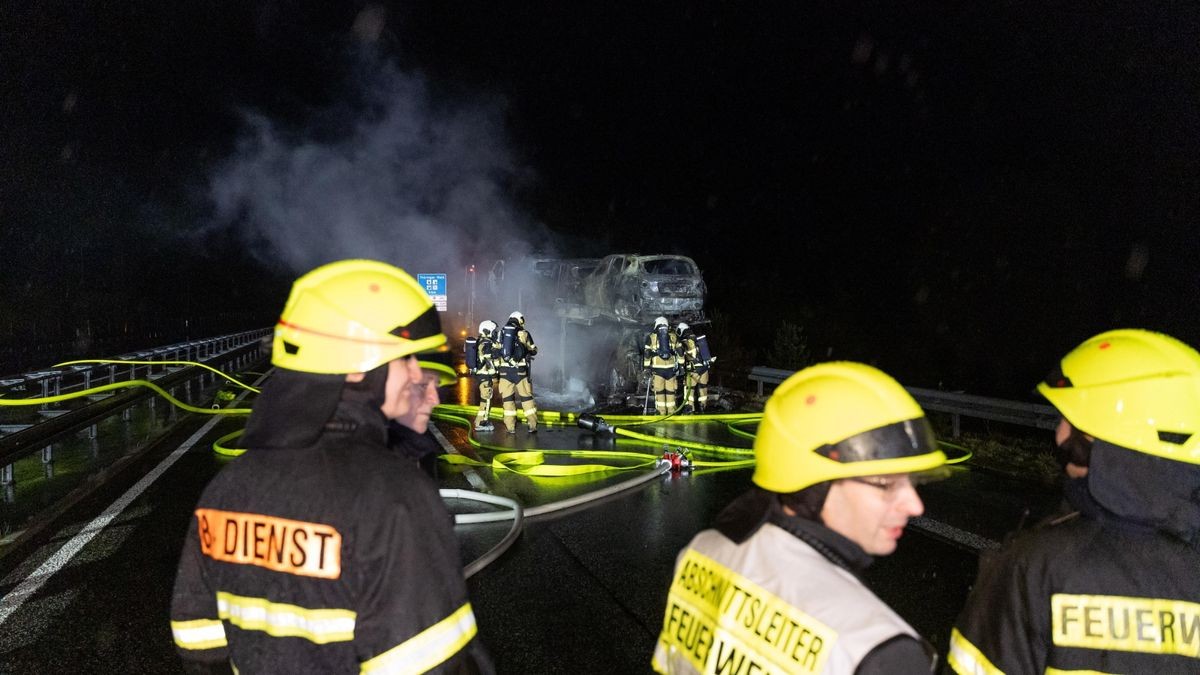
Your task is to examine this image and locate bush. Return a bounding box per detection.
[705,309,753,380]
[765,321,811,371]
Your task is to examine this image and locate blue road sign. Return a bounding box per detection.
[417,273,448,311]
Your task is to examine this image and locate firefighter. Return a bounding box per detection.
[469,319,500,431]
[677,322,715,413]
[949,329,1200,675]
[653,362,946,674]
[170,259,493,674]
[642,316,682,415]
[388,349,458,476]
[497,310,537,433]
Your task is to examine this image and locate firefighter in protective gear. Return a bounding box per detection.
[170,260,493,674]
[642,316,682,415]
[470,320,500,431]
[497,311,538,433]
[388,349,457,476]
[653,362,946,674]
[949,329,1200,675]
[677,322,715,413]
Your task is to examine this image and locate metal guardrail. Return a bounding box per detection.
[746,367,794,397]
[747,366,1058,437]
[0,329,270,466]
[0,330,271,407]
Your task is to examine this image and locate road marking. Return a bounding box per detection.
[0,413,225,626]
[0,371,265,627]
[429,424,489,492]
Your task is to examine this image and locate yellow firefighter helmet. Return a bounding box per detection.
[753,362,945,493]
[273,259,446,374]
[1038,329,1200,465]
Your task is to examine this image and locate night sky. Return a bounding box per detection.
[3,2,1199,397]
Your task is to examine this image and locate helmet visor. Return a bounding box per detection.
[389,305,442,343]
[817,417,938,464]
[1041,365,1074,390]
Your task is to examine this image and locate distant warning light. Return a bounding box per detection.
[468,264,476,273]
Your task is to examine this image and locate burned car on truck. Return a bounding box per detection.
[475,251,710,400]
[581,254,706,323]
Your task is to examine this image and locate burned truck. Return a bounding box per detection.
[479,252,708,401]
[580,254,707,324]
[563,254,708,397]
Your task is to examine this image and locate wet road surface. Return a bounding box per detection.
[0,398,1063,673]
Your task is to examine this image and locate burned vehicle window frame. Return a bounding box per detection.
[583,254,707,323]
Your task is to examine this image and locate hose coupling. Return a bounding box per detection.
[662,449,692,472]
[577,413,617,435]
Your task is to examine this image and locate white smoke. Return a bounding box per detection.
[208,57,530,277]
[203,31,618,399]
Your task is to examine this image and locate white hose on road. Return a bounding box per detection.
[441,460,672,576]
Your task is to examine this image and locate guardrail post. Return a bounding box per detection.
[952,413,961,439]
[89,424,97,439]
[41,445,53,465]
[0,464,12,486]
[122,406,132,421]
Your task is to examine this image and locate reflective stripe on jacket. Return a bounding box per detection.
[644,332,681,371]
[652,524,919,674]
[170,398,492,674]
[474,337,499,377]
[949,515,1200,675]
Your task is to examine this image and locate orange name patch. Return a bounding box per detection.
[196,509,342,579]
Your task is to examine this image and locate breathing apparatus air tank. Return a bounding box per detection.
[656,325,672,359]
[500,322,523,360]
[464,336,479,373]
[695,334,712,366]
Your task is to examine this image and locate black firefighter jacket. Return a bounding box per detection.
[170,398,492,674]
[948,441,1200,674]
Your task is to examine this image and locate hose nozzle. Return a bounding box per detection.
[577,413,616,435]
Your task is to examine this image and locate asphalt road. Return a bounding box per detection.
[0,399,1063,673]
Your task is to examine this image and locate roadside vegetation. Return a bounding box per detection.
[707,318,1062,486]
[925,413,1062,487]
